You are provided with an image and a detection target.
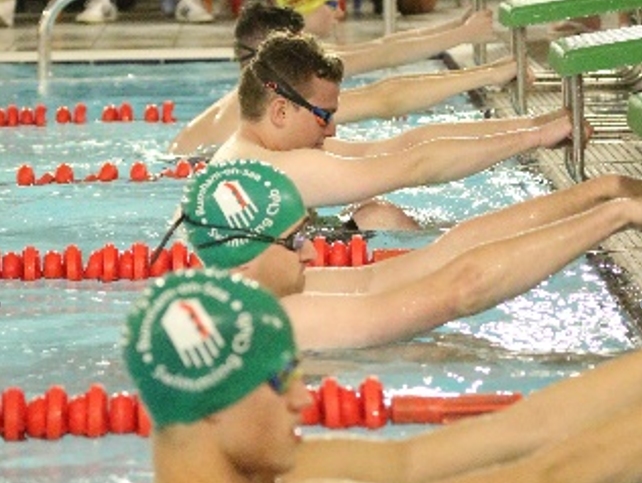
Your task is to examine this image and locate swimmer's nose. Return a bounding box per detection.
[300,238,317,264]
[324,119,337,137]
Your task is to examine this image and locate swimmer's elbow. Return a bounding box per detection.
[448,261,500,317]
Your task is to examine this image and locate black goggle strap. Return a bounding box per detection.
[254,60,330,125]
[181,213,281,249]
[234,41,257,63]
[150,212,187,266]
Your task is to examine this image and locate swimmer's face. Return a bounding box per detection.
[215,369,311,476]
[252,216,316,297]
[285,76,338,150]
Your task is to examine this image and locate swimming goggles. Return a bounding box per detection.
[267,357,302,395]
[150,213,311,264]
[234,42,257,63]
[186,215,311,253]
[255,60,334,127]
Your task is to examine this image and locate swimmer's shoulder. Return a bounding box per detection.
[212,135,274,163]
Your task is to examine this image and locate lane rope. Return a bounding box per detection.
[0,378,522,441]
[0,100,178,128]
[0,237,411,281]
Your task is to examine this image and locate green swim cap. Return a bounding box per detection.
[122,268,297,428]
[181,159,306,269]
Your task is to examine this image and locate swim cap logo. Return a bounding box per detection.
[162,299,226,369]
[214,180,258,229]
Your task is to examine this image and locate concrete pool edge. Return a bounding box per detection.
[0,47,234,63]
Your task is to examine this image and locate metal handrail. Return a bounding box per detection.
[37,0,77,93]
[383,0,395,36]
[472,0,486,65]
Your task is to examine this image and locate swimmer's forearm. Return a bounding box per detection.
[339,24,477,76]
[450,199,633,316]
[335,67,515,124]
[407,128,542,184]
[421,354,642,483]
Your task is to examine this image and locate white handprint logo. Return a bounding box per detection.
[162,299,226,369]
[213,180,258,229]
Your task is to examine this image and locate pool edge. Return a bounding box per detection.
[0,47,234,63]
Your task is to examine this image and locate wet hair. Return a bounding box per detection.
[238,31,344,121]
[234,1,305,65]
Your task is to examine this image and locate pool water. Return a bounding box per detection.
[0,60,638,482]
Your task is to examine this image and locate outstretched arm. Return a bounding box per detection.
[329,9,496,76]
[304,174,642,295]
[286,197,642,349]
[268,114,571,208]
[166,57,514,155]
[335,57,518,124]
[286,348,642,483]
[433,403,642,483]
[325,107,565,157]
[329,6,470,53]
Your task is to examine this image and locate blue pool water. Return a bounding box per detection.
[0,60,638,482]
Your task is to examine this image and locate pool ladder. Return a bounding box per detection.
[37,0,76,93]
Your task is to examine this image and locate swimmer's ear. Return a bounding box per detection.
[268,96,289,128]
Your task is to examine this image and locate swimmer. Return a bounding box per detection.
[124,265,642,483]
[157,158,642,350]
[211,32,578,231]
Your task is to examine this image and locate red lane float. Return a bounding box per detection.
[22,246,41,281]
[64,245,83,281]
[19,107,34,125]
[101,104,119,122]
[73,103,87,124]
[54,163,74,184]
[361,377,387,429]
[144,104,160,122]
[43,251,63,279]
[56,106,72,124]
[16,165,36,187]
[328,240,349,267]
[162,100,176,123]
[119,102,134,122]
[46,386,68,440]
[0,378,522,442]
[129,161,150,182]
[391,393,523,425]
[7,104,19,126]
[3,387,27,441]
[319,377,342,429]
[35,104,47,126]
